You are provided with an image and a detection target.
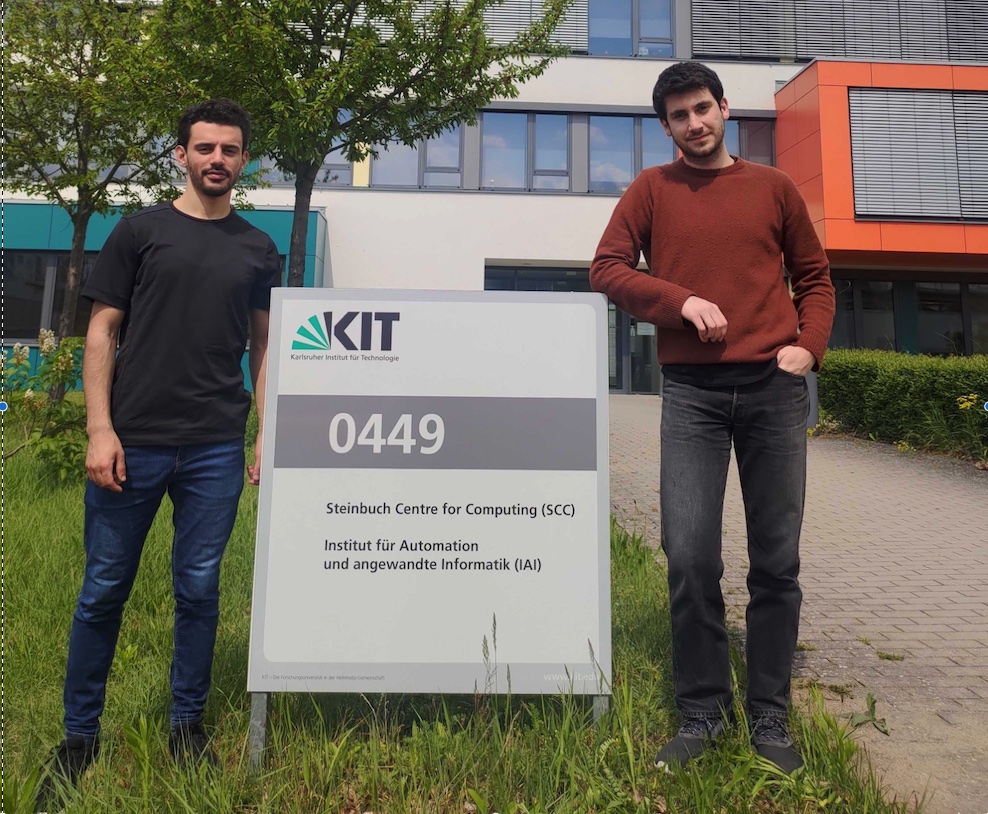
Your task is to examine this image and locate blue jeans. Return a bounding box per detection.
[63,440,245,737]
[660,369,809,721]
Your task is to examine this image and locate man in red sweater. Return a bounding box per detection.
[591,62,835,775]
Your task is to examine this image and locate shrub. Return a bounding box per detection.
[818,350,988,461]
[2,331,87,480]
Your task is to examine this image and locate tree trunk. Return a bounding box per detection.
[58,208,93,338]
[288,163,319,287]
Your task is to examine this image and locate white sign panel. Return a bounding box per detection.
[248,290,611,695]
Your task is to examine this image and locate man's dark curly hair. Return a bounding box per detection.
[652,62,725,121]
[177,98,252,150]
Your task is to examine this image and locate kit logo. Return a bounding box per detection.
[292,312,400,351]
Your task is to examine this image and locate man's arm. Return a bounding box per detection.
[589,173,725,339]
[780,178,836,372]
[247,307,270,486]
[84,302,127,491]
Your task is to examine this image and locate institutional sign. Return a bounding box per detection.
[247,289,611,695]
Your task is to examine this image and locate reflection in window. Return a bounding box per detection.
[53,256,97,338]
[589,0,632,55]
[723,119,740,157]
[4,251,100,339]
[589,0,672,56]
[829,280,855,348]
[641,118,676,167]
[5,253,48,338]
[372,141,419,186]
[482,113,570,191]
[371,127,463,188]
[918,282,963,355]
[258,154,352,187]
[589,115,677,193]
[483,113,527,189]
[970,284,988,354]
[858,281,896,350]
[590,117,633,192]
[423,126,461,188]
[637,0,673,55]
[743,120,774,166]
[534,114,569,189]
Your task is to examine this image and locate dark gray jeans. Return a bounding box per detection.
[660,368,809,721]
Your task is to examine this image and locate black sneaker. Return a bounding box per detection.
[751,716,803,774]
[655,716,726,771]
[168,720,219,769]
[35,735,100,811]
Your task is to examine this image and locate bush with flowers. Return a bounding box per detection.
[1,330,87,479]
[817,349,988,466]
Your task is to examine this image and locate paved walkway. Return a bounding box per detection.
[608,395,988,814]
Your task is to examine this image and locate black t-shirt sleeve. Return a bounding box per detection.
[82,219,139,310]
[249,238,282,311]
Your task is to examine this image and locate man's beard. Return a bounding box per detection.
[190,168,239,197]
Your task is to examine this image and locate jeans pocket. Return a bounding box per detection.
[776,368,806,381]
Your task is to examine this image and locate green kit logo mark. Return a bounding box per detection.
[292,315,331,350]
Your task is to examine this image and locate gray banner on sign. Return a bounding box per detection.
[273,396,597,471]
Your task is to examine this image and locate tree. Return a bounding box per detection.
[151,0,573,286]
[3,0,180,338]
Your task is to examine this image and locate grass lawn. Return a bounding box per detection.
[2,449,922,813]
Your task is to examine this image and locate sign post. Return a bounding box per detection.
[247,290,611,764]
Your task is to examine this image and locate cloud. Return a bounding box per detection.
[590,161,633,185]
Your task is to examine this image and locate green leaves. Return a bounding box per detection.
[147,0,573,284]
[846,692,891,736]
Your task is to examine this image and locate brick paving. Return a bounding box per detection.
[608,394,988,814]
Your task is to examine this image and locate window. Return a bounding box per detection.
[372,141,419,187]
[258,112,354,188]
[850,88,988,222]
[4,251,98,340]
[742,120,774,166]
[829,280,855,349]
[969,284,988,355]
[258,153,352,187]
[589,115,741,193]
[858,281,896,350]
[917,282,964,356]
[53,256,97,339]
[482,113,570,191]
[370,126,463,189]
[6,253,48,338]
[589,116,634,192]
[589,0,673,56]
[588,115,681,192]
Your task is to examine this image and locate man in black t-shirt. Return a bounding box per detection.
[38,99,281,804]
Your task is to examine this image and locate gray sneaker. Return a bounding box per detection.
[655,717,726,771]
[751,716,803,774]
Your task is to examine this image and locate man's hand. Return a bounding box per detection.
[681,296,728,343]
[776,345,815,377]
[86,428,126,492]
[247,431,262,486]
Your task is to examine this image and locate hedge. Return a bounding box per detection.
[817,349,988,460]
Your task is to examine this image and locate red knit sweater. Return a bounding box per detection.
[590,158,835,369]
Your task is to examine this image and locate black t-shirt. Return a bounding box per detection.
[662,360,778,388]
[83,203,282,445]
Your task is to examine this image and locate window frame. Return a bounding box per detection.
[481,111,572,193]
[588,0,674,57]
[370,126,465,190]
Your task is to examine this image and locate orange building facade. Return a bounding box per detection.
[775,61,988,355]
